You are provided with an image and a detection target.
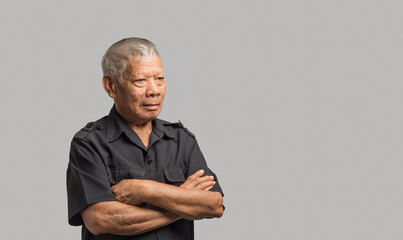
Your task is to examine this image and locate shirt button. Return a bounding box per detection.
[147,159,153,164]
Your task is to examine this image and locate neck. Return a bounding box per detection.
[114,106,154,148]
[114,105,153,133]
[127,120,153,133]
[127,120,153,149]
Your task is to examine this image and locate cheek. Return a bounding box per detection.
[125,86,145,100]
[128,92,147,108]
[160,85,167,97]
[117,88,142,106]
[132,92,145,101]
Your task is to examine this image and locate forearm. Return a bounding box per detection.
[143,181,223,220]
[81,201,181,236]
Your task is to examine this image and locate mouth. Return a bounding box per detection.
[142,103,160,111]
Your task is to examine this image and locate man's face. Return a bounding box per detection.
[113,55,166,124]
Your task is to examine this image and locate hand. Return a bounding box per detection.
[180,169,216,191]
[111,179,148,206]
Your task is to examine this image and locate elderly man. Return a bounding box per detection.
[66,38,224,240]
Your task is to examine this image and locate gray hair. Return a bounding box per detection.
[102,37,160,82]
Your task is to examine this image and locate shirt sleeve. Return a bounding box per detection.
[186,139,224,197]
[66,138,116,226]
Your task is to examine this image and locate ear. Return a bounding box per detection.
[102,74,117,98]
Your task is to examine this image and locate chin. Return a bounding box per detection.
[139,113,159,121]
[141,116,157,121]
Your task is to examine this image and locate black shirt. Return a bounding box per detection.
[66,106,224,240]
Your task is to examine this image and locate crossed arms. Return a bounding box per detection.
[81,169,224,236]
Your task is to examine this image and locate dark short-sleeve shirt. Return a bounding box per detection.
[66,106,224,240]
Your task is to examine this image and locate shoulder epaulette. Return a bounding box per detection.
[74,121,103,140]
[164,120,196,138]
[178,121,196,138]
[81,122,96,132]
[163,120,196,138]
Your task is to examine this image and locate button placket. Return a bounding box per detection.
[144,151,155,179]
[145,152,154,165]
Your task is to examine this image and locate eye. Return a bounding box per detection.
[156,77,164,81]
[129,79,146,84]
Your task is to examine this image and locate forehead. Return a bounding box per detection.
[124,55,164,77]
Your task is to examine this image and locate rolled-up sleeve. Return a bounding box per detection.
[66,138,116,226]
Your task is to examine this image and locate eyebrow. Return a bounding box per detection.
[132,71,164,78]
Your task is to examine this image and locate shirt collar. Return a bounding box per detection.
[106,106,177,145]
[153,118,178,140]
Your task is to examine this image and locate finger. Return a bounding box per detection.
[196,180,216,190]
[190,169,204,179]
[192,175,214,189]
[205,185,214,191]
[186,171,207,188]
[180,176,194,188]
[198,175,214,184]
[181,169,205,188]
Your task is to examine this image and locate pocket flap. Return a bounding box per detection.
[164,166,186,182]
[109,168,146,184]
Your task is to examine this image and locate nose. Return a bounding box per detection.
[145,78,160,97]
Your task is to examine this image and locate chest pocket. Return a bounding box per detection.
[109,167,146,185]
[164,166,186,186]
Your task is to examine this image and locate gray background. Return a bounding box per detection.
[1,0,402,239]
